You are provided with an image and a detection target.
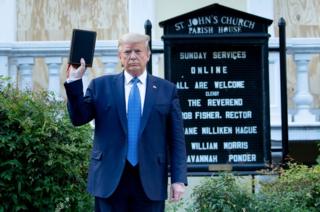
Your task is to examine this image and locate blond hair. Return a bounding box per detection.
[118,33,150,53]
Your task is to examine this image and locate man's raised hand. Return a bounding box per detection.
[67,58,86,80]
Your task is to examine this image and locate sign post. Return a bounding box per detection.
[159,4,273,172]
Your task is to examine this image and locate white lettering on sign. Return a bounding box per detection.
[195,111,221,119]
[205,91,220,97]
[182,112,192,120]
[235,126,257,134]
[187,154,218,163]
[214,81,245,89]
[220,16,255,29]
[225,111,252,119]
[195,81,208,89]
[228,154,257,162]
[174,15,256,35]
[174,21,185,31]
[186,15,219,35]
[191,66,208,74]
[190,66,228,74]
[180,52,207,60]
[207,98,243,106]
[191,142,218,150]
[187,15,219,27]
[218,26,241,33]
[188,99,201,107]
[212,51,247,60]
[224,141,248,149]
[176,81,189,89]
[184,127,198,135]
[188,26,214,34]
[212,66,228,74]
[201,126,232,135]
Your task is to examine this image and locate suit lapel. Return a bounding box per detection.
[113,72,127,134]
[139,74,158,136]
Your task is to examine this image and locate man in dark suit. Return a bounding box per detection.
[65,33,187,212]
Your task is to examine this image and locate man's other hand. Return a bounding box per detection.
[170,183,186,202]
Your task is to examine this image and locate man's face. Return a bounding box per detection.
[119,42,150,76]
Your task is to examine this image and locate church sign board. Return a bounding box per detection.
[159,4,273,172]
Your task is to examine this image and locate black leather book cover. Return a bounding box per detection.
[68,29,97,67]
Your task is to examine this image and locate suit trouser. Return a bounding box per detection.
[95,161,165,212]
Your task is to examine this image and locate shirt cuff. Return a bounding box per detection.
[66,78,79,83]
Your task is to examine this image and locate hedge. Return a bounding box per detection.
[0,78,93,211]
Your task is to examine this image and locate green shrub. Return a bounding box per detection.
[0,79,93,211]
[317,142,320,164]
[184,163,320,212]
[165,198,187,212]
[254,163,320,212]
[188,174,253,212]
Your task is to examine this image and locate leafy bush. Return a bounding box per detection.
[0,79,93,211]
[254,163,320,212]
[165,198,187,212]
[317,142,320,164]
[181,163,320,212]
[187,174,252,212]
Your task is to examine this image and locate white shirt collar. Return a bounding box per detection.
[124,70,147,85]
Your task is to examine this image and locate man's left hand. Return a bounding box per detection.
[170,183,186,202]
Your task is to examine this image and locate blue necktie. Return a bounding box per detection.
[127,77,141,166]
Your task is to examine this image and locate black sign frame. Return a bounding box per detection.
[160,4,273,173]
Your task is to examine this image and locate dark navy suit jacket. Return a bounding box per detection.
[64,72,187,201]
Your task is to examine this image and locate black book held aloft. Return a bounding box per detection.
[68,29,97,67]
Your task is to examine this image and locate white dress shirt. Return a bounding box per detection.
[124,70,147,115]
